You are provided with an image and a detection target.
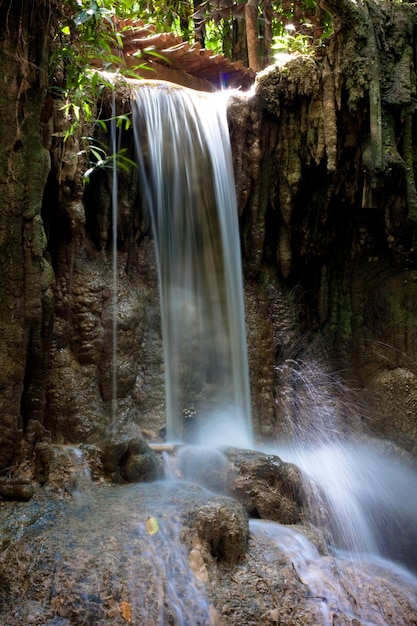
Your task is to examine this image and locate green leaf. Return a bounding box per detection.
[146,516,159,535]
[83,102,92,119]
[116,114,131,130]
[74,10,91,27]
[115,32,124,49]
[83,166,95,180]
[89,146,107,161]
[96,119,108,131]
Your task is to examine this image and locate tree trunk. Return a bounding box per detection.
[245,0,262,71]
[232,17,248,66]
[193,0,205,47]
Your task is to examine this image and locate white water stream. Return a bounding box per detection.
[131,83,252,447]
[250,518,417,626]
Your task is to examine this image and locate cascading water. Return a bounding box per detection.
[273,358,417,573]
[129,80,417,626]
[111,90,119,434]
[131,83,252,447]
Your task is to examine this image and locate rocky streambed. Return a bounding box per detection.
[0,442,416,625]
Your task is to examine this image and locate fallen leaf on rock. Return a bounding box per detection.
[120,599,132,622]
[146,515,159,535]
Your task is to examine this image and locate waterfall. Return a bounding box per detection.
[2,76,416,626]
[129,81,416,575]
[132,83,252,447]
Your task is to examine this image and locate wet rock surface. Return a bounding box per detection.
[97,435,164,483]
[0,479,36,502]
[172,446,306,525]
[209,519,417,626]
[225,447,306,524]
[0,477,416,626]
[0,481,247,625]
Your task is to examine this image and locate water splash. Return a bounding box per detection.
[132,83,252,447]
[273,357,417,571]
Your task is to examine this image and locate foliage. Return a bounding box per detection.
[190,1,332,60]
[270,0,332,56]
[51,1,151,179]
[56,1,331,75]
[52,0,332,179]
[272,31,312,55]
[77,135,136,184]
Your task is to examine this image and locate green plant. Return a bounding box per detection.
[270,0,332,58]
[50,1,152,177]
[78,135,136,184]
[272,31,313,55]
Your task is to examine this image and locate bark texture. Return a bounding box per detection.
[245,0,262,71]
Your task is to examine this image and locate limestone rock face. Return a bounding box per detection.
[366,368,417,456]
[45,232,165,445]
[0,2,54,471]
[185,496,249,565]
[226,1,417,456]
